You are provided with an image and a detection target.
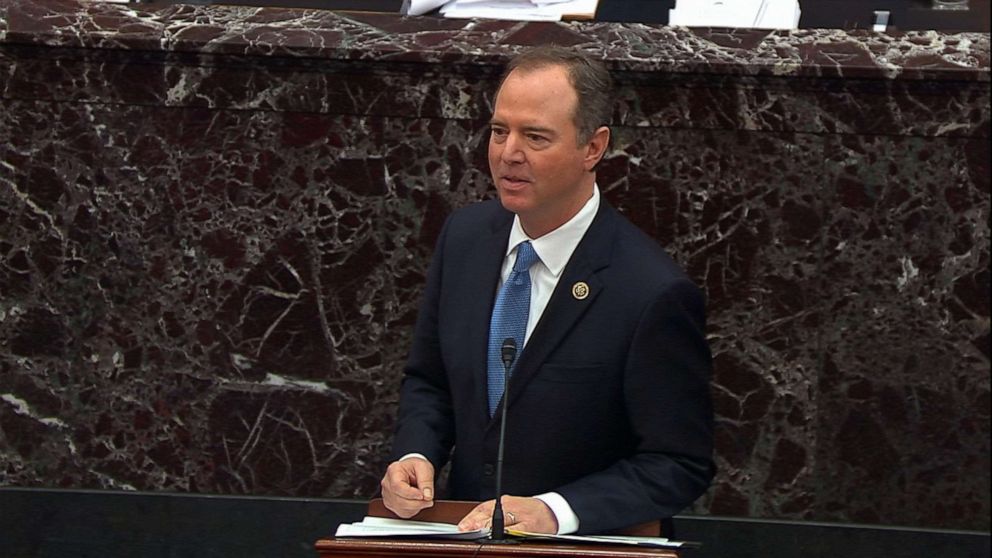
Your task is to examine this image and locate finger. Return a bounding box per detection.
[456,507,486,531]
[457,501,495,531]
[381,490,432,518]
[385,465,425,500]
[410,459,435,502]
[391,500,426,518]
[380,484,417,518]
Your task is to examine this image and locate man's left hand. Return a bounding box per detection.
[457,496,558,534]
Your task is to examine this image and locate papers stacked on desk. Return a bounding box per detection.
[403,0,599,21]
[335,517,703,549]
[507,529,703,549]
[669,0,801,29]
[335,516,489,540]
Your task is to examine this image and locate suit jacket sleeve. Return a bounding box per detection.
[388,217,456,470]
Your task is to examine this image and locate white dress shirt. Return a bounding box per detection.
[500,186,600,347]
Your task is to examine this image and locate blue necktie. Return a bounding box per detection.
[487,241,540,417]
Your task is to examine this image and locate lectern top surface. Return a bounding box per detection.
[314,537,680,558]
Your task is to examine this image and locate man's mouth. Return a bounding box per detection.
[500,175,531,188]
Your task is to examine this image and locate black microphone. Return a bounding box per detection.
[501,338,517,372]
[489,337,518,543]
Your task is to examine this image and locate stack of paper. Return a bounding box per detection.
[402,0,451,15]
[507,529,702,549]
[335,517,489,540]
[402,0,599,21]
[669,0,801,29]
[334,517,704,548]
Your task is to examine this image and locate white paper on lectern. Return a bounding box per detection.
[670,0,763,27]
[442,4,562,20]
[439,0,598,21]
[335,516,489,539]
[401,0,451,16]
[669,0,800,29]
[506,529,696,549]
[756,0,801,28]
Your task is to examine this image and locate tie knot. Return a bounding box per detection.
[512,241,539,273]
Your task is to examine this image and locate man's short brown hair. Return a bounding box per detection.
[500,45,614,144]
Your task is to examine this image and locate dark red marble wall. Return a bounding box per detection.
[0,0,988,530]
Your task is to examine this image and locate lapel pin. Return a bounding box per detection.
[572,281,590,300]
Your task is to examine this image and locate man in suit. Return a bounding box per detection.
[380,46,714,535]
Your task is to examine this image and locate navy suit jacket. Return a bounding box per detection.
[391,199,714,534]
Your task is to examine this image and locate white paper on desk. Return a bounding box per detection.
[670,0,762,27]
[506,529,696,549]
[669,0,800,29]
[401,0,452,16]
[754,0,801,29]
[440,0,598,21]
[448,0,575,4]
[442,5,562,21]
[335,516,490,540]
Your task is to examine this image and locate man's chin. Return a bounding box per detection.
[496,190,532,215]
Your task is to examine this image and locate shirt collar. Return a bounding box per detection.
[505,185,600,278]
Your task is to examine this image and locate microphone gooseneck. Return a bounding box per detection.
[489,337,517,542]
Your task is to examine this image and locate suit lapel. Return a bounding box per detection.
[491,202,620,425]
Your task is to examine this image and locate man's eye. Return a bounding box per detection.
[491,128,507,137]
[527,134,547,143]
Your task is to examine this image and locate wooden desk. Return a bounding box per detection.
[317,500,676,557]
[315,538,679,558]
[364,499,662,538]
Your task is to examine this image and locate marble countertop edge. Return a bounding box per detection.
[0,0,988,82]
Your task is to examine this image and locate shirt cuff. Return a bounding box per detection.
[398,453,430,464]
[534,492,580,534]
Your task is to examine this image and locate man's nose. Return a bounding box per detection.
[501,133,526,164]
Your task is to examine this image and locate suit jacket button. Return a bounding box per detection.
[483,464,495,476]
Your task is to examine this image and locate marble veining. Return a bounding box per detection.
[0,1,988,80]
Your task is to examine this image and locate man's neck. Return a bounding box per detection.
[519,182,595,239]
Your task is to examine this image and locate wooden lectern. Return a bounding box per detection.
[315,499,679,558]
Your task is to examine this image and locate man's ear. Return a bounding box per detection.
[583,126,611,171]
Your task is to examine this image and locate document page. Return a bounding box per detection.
[506,529,702,549]
[336,516,489,539]
[669,0,800,29]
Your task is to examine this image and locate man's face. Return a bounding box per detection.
[488,65,598,238]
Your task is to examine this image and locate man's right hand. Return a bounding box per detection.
[380,456,436,518]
